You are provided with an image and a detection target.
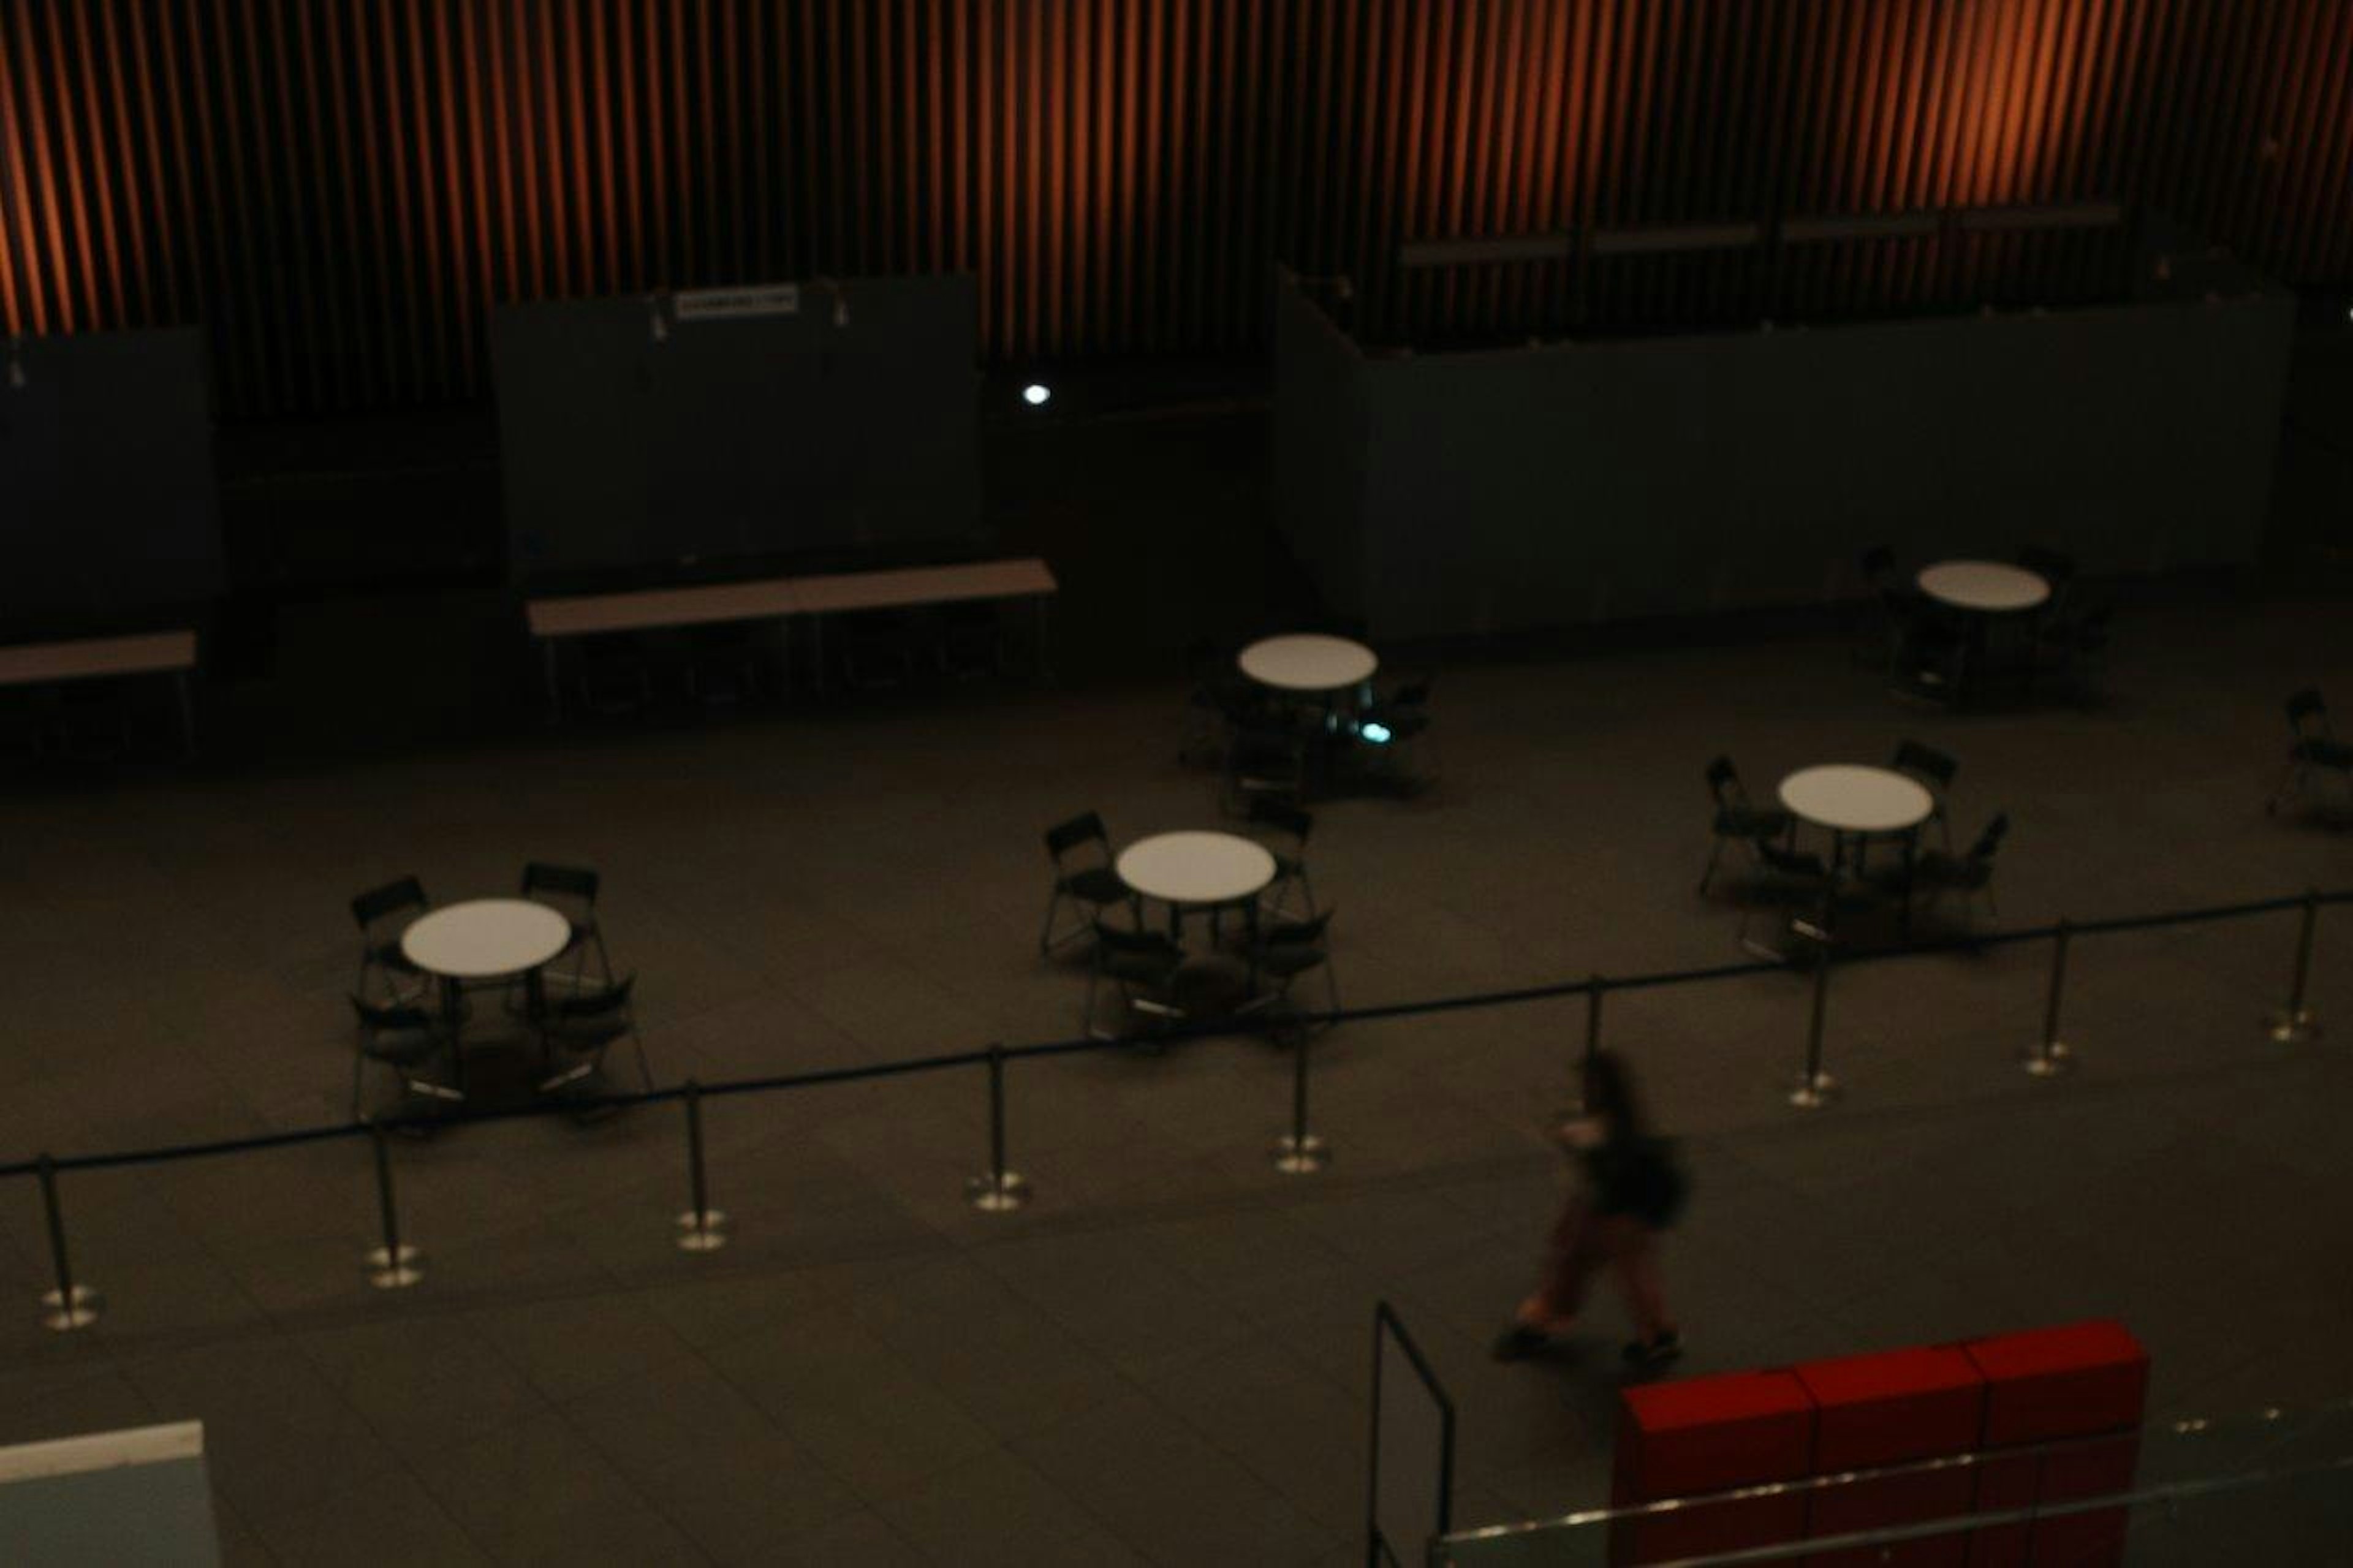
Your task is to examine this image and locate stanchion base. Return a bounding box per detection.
[964,1171,1032,1213]
[39,1284,100,1331]
[2265,1007,2320,1045]
[675,1210,730,1252]
[2021,1041,2075,1078]
[1787,1072,1841,1110]
[365,1243,423,1289]
[1271,1133,1331,1173]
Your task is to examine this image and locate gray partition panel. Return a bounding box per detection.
[0,328,222,625]
[1320,289,2294,640]
[492,275,981,584]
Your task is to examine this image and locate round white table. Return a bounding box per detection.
[1778,765,1936,836]
[401,899,575,1094]
[1116,831,1277,910]
[1237,634,1377,694]
[1916,561,2050,615]
[402,899,573,980]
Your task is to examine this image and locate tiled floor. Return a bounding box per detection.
[0,581,2348,1564]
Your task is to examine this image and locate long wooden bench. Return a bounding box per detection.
[0,631,199,752]
[522,557,1056,711]
[790,558,1058,691]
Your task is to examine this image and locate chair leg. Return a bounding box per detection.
[1295,865,1318,917]
[1699,837,1726,896]
[2265,762,2302,817]
[1039,887,1069,956]
[628,1023,654,1090]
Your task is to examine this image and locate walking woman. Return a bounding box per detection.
[1493,1050,1686,1369]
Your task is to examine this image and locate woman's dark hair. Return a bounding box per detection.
[1582,1049,1646,1138]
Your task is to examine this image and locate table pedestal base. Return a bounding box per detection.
[1271,1132,1330,1173]
[40,1284,100,1331]
[676,1210,730,1252]
[2021,1040,2075,1078]
[1787,1071,1841,1110]
[964,1171,1031,1212]
[366,1243,423,1289]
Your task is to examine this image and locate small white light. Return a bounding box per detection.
[1022,382,1051,407]
[1360,721,1393,745]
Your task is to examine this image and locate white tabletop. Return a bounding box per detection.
[1116,831,1278,905]
[1779,765,1936,835]
[1917,560,2050,613]
[1237,634,1378,694]
[400,898,574,980]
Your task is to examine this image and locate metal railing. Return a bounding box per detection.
[6,884,2345,1331]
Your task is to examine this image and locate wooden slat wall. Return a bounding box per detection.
[1,0,2348,418]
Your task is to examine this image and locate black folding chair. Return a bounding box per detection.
[348,996,460,1121]
[1040,812,1137,955]
[350,876,430,1006]
[520,862,612,993]
[1906,812,2009,924]
[1700,756,1794,896]
[1246,798,1318,921]
[1084,922,1186,1042]
[1890,740,1958,850]
[536,974,654,1099]
[2268,690,2353,817]
[1247,907,1339,1024]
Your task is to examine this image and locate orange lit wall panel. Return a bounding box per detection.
[1,1,2348,418]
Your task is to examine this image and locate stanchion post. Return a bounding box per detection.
[36,1155,99,1331]
[2265,890,2322,1044]
[364,1123,423,1288]
[2024,920,2077,1078]
[1272,1029,1332,1172]
[1789,942,1841,1110]
[1578,975,1605,1103]
[675,1080,729,1251]
[964,1044,1031,1211]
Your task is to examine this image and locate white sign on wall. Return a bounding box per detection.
[672,284,801,322]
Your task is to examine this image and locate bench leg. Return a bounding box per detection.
[174,670,196,759]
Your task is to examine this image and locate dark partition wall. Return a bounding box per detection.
[0,330,222,631]
[491,275,981,586]
[1275,268,2295,640]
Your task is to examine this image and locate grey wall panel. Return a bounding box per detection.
[1344,293,2294,641]
[0,328,222,629]
[491,274,981,586]
[1271,275,1369,621]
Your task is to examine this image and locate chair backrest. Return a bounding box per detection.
[2017,545,2078,587]
[1263,907,1333,947]
[1044,811,1108,861]
[1703,754,1744,808]
[556,974,636,1021]
[1891,740,1957,792]
[1968,812,2010,864]
[349,994,432,1032]
[351,876,426,930]
[2286,689,2328,737]
[521,862,600,903]
[1247,798,1312,845]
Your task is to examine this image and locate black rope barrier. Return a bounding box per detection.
[2,884,2344,1183]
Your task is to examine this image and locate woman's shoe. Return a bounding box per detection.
[1491,1324,1551,1362]
[1622,1330,1683,1370]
